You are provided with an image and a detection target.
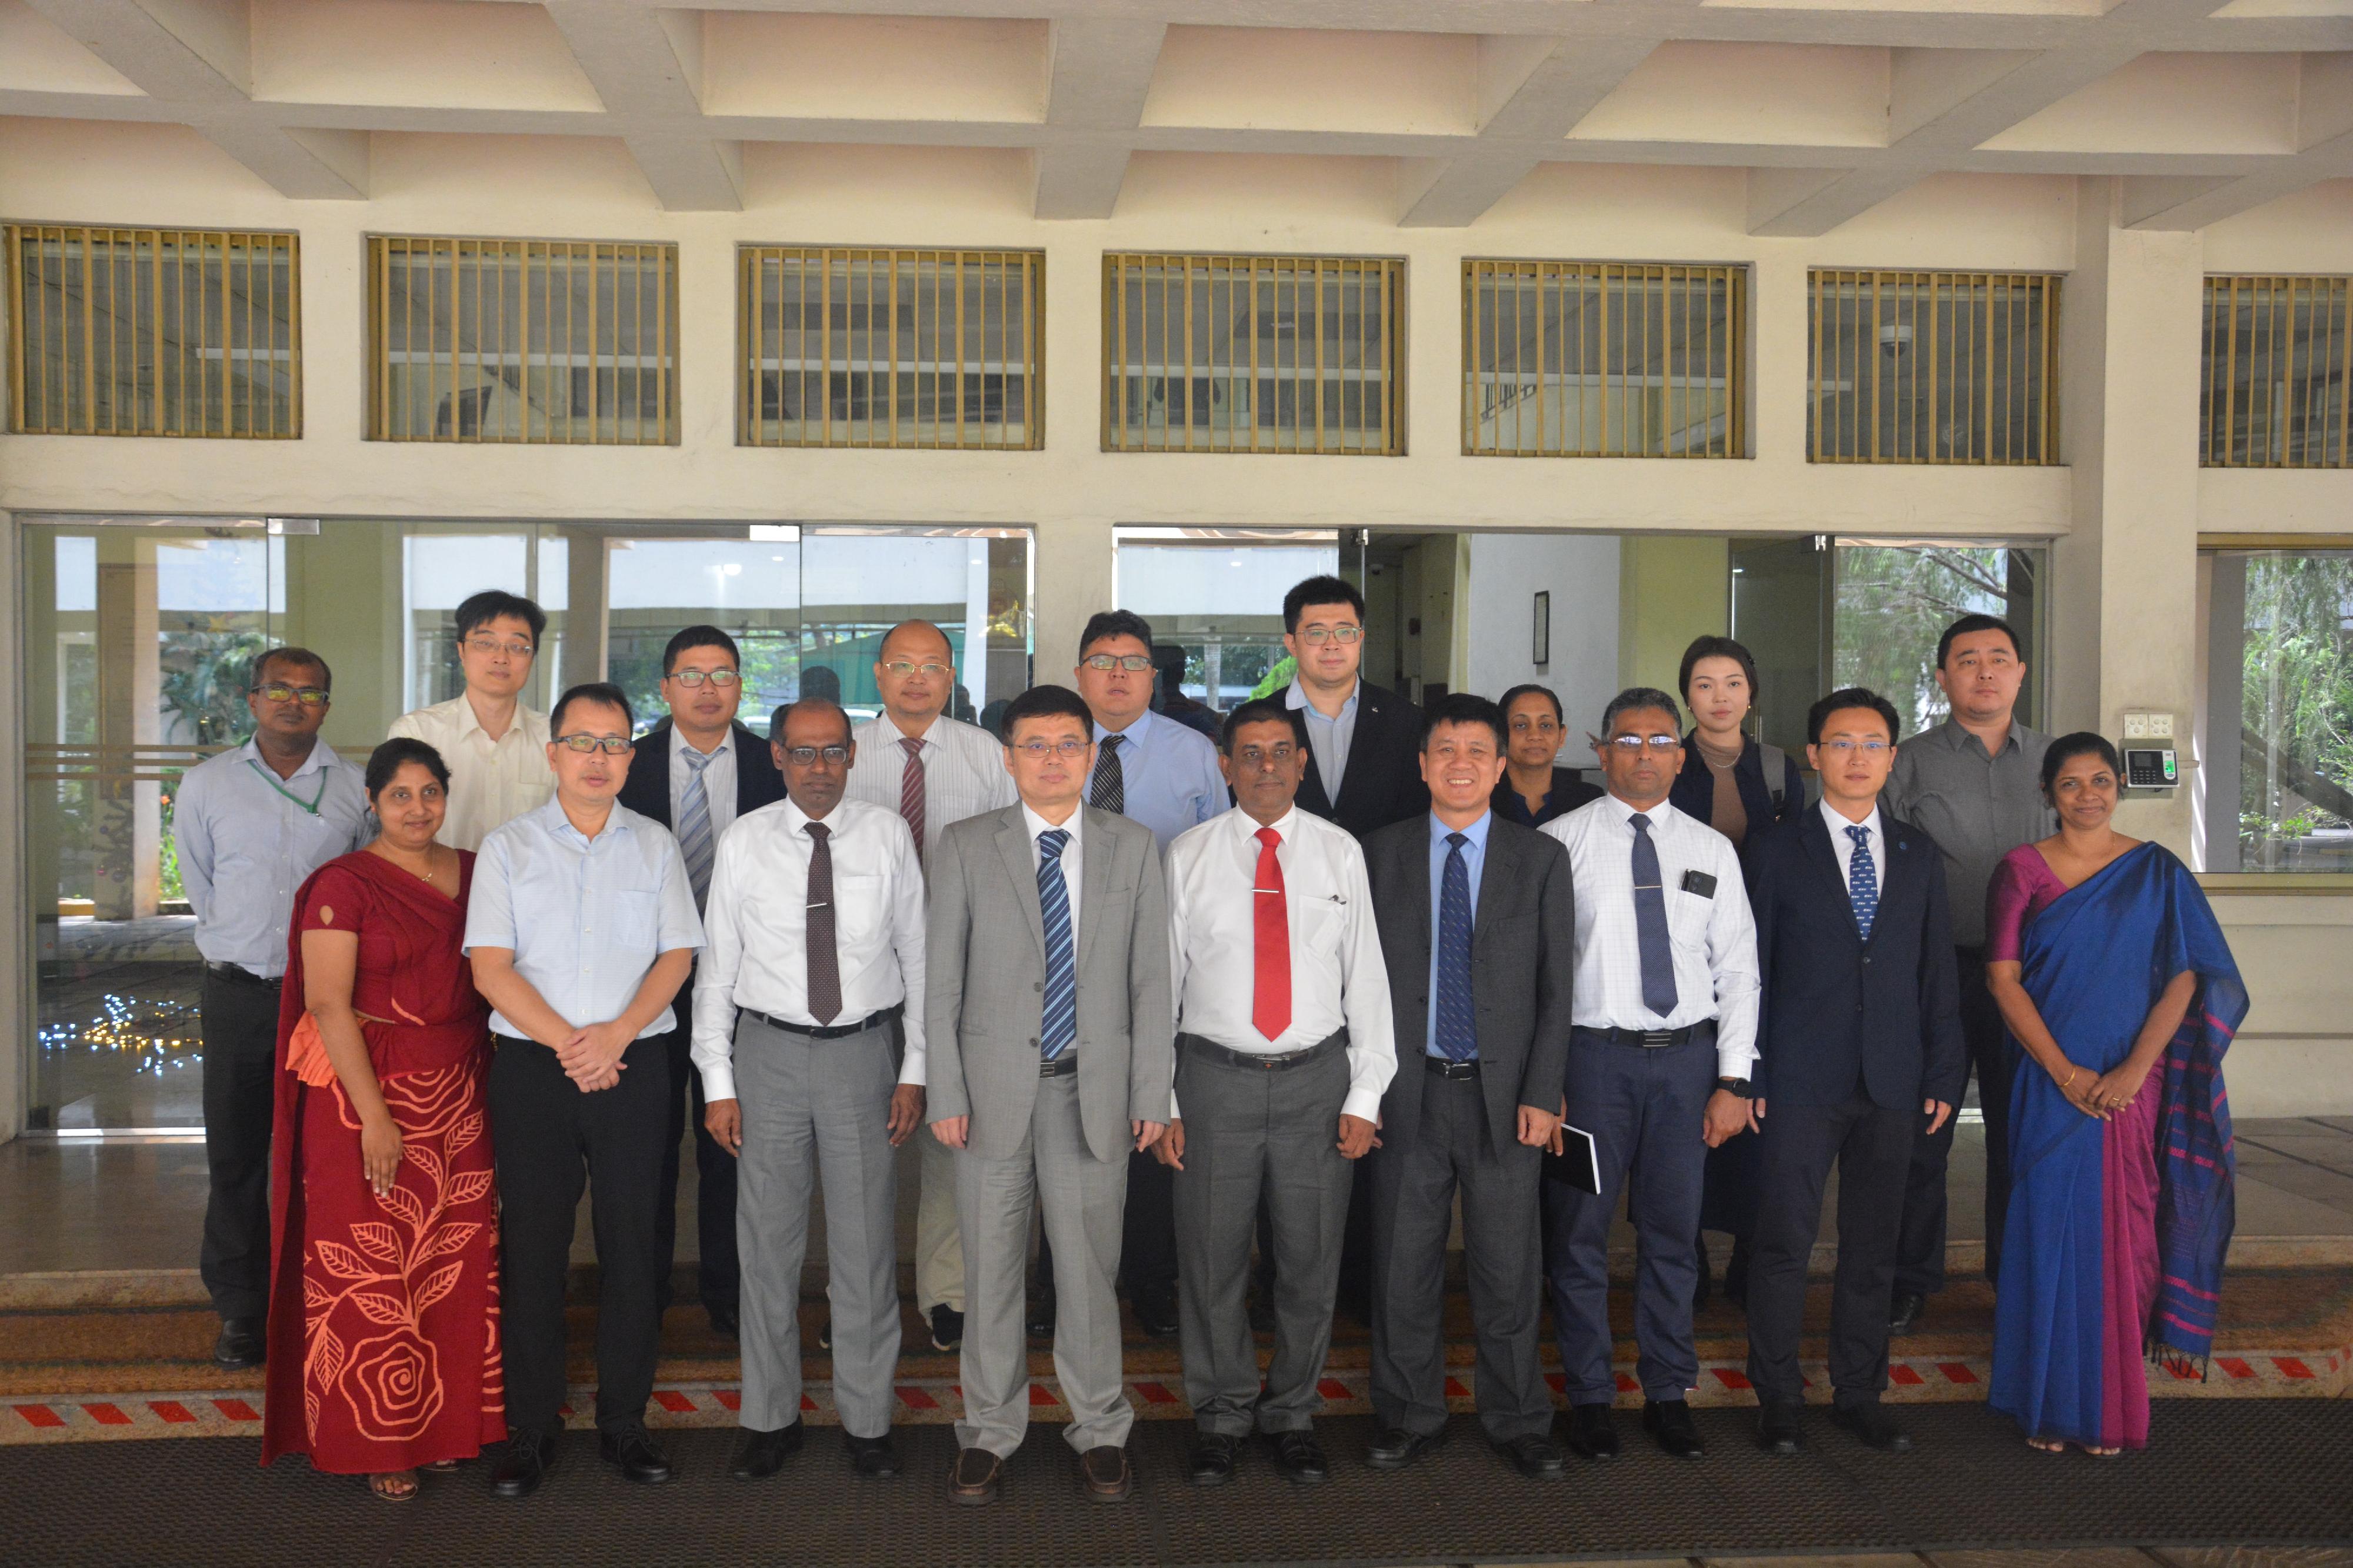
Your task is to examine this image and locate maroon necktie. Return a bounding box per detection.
[805,822,841,1023]
[898,737,926,859]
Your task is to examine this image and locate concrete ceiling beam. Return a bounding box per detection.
[543,1,741,209]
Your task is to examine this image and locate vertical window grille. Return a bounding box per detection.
[739,246,1042,449]
[1102,253,1403,455]
[2202,276,2351,468]
[6,224,299,438]
[1807,270,2059,465]
[366,236,678,444]
[1464,260,1744,458]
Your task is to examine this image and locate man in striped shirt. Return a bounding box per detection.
[846,619,1016,1355]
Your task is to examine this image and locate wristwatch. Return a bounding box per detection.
[1716,1076,1754,1099]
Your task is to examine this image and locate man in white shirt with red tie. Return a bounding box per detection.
[846,619,1015,1355]
[1155,697,1396,1489]
[695,699,928,1483]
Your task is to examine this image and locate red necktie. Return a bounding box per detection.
[1252,826,1291,1040]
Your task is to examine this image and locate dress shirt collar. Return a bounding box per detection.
[1820,799,1884,843]
[674,725,731,760]
[781,795,844,837]
[1428,809,1492,852]
[1233,806,1298,848]
[874,710,946,751]
[1931,715,2030,759]
[530,793,635,847]
[237,736,337,781]
[1022,801,1084,848]
[1598,790,1677,830]
[1286,678,1360,720]
[1092,708,1157,748]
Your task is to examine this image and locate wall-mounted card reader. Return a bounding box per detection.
[2124,747,2178,789]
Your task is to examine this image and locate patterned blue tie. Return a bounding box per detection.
[1628,813,1680,1018]
[1435,832,1478,1062]
[1036,829,1077,1060]
[1847,823,1879,941]
[676,746,716,909]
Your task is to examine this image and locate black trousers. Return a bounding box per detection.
[650,1009,739,1316]
[199,968,282,1322]
[1035,1150,1176,1305]
[1895,946,2008,1295]
[491,1035,671,1435]
[1744,1092,1917,1406]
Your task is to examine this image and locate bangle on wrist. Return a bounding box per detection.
[2061,1068,2079,1090]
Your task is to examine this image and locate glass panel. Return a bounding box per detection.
[1830,542,2044,732]
[1808,273,2056,465]
[1115,528,1342,712]
[2200,549,2353,872]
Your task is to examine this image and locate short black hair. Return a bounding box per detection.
[2040,731,2123,795]
[772,697,853,748]
[549,681,632,736]
[1601,686,1682,735]
[1151,643,1187,680]
[1498,683,1562,725]
[454,589,546,648]
[1678,635,1758,704]
[662,625,740,676]
[800,665,842,702]
[1937,613,2022,670]
[364,736,449,798]
[251,645,332,694]
[1282,575,1365,633]
[1078,610,1155,659]
[1807,686,1901,746]
[1221,696,1308,755]
[1001,683,1095,744]
[1422,692,1508,753]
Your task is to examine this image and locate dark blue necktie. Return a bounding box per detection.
[1847,823,1879,941]
[1628,812,1679,1018]
[1037,829,1076,1059]
[1435,832,1478,1062]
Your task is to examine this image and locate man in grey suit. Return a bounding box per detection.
[925,684,1174,1507]
[1361,692,1575,1481]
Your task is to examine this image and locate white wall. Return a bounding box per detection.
[1463,532,1621,730]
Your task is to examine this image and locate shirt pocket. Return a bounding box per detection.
[611,889,659,952]
[1297,895,1347,958]
[832,873,886,953]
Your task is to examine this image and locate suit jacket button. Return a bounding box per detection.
[1034,981,1044,992]
[1029,1037,1039,1047]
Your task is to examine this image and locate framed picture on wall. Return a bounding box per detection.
[1533,590,1551,666]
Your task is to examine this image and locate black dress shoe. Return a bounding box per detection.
[491,1429,558,1499]
[1643,1399,1706,1459]
[1133,1287,1180,1339]
[706,1300,740,1337]
[1364,1426,1444,1470]
[1188,1432,1240,1487]
[730,1421,803,1480]
[845,1432,900,1479]
[1268,1429,1329,1485]
[928,1304,964,1353]
[212,1317,265,1370]
[1888,1290,1925,1335]
[1757,1401,1805,1454]
[1831,1400,1914,1453]
[598,1426,674,1485]
[1026,1287,1056,1340]
[1491,1432,1565,1480]
[1562,1403,1620,1460]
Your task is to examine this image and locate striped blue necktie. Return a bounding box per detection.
[1036,829,1077,1059]
[1434,832,1478,1061]
[676,746,716,909]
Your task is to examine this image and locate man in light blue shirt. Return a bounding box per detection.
[173,647,372,1370]
[465,681,702,1499]
[1074,610,1227,856]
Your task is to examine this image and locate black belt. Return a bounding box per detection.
[205,962,282,991]
[1039,1053,1078,1079]
[1178,1027,1347,1073]
[1424,1055,1481,1080]
[1577,1022,1718,1049]
[742,1006,895,1041]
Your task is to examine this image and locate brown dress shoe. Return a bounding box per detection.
[949,1446,1001,1506]
[1079,1444,1132,1502]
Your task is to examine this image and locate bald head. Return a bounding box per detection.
[875,619,956,733]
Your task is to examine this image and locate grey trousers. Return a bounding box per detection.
[734,1014,902,1439]
[1172,1038,1353,1436]
[955,1071,1133,1457]
[1368,1067,1551,1442]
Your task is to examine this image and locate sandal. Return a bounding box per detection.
[2085,1445,2122,1458]
[2026,1436,2065,1453]
[422,1460,461,1473]
[368,1470,419,1502]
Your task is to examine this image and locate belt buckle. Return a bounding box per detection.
[1638,1029,1674,1048]
[1256,1053,1284,1070]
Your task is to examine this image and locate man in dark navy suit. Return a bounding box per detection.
[1741,687,1965,1456]
[617,625,787,1335]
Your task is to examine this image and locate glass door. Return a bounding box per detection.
[1112,528,1357,713]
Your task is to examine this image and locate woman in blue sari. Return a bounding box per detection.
[1984,733,2245,1454]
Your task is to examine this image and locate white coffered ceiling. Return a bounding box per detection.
[2,0,2348,232]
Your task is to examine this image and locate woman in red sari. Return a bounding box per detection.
[264,739,506,1500]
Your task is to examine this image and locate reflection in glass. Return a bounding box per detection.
[1115,529,1340,711]
[2201,550,2353,872]
[1831,543,2042,733]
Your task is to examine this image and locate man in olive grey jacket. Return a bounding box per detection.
[925,683,1174,1507]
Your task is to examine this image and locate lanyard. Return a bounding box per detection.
[248,758,329,816]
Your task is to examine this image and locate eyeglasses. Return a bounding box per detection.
[1296,626,1362,646]
[1605,735,1684,753]
[464,636,535,659]
[251,682,329,706]
[667,668,741,688]
[1012,738,1092,760]
[782,745,851,766]
[554,735,634,755]
[1081,653,1153,673]
[881,660,952,679]
[1818,739,1891,756]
